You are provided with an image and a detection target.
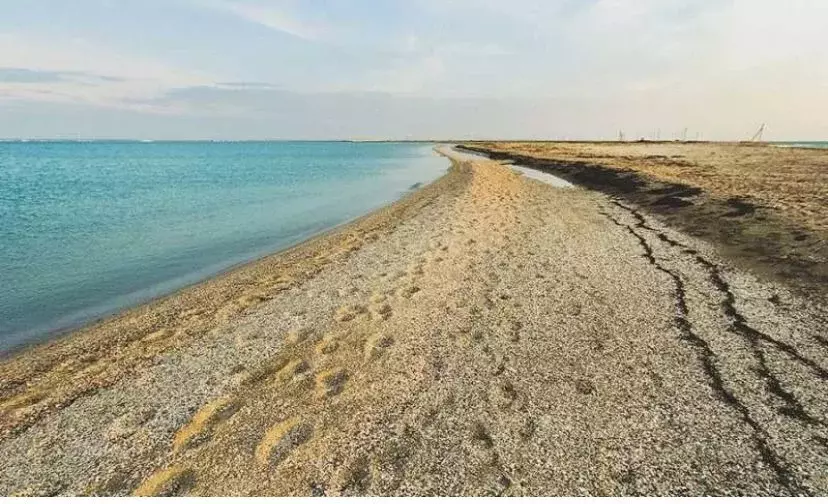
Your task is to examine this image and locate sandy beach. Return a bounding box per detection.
[1,145,827,496]
[461,142,828,301]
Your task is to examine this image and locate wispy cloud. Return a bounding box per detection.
[1,0,826,139]
[201,0,326,41]
[0,32,212,84]
[0,68,124,84]
[0,68,76,84]
[0,31,218,110]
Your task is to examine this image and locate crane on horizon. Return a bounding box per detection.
[750,123,766,142]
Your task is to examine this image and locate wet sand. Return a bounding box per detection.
[1,146,827,496]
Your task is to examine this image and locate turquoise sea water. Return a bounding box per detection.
[0,141,447,353]
[774,142,828,149]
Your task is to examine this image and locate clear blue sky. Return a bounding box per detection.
[1,0,826,139]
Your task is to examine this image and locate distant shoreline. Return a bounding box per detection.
[2,138,826,145]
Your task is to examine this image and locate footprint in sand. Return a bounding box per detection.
[286,326,315,345]
[277,359,311,383]
[364,333,395,362]
[397,285,421,299]
[573,378,596,395]
[335,304,367,322]
[172,396,240,452]
[517,416,536,441]
[226,356,291,387]
[215,293,269,321]
[489,381,517,410]
[492,355,508,376]
[471,329,486,343]
[315,368,348,398]
[567,302,582,317]
[391,270,408,281]
[370,302,393,320]
[338,286,359,297]
[255,417,314,467]
[506,320,522,342]
[133,466,195,497]
[470,421,495,450]
[332,455,374,495]
[315,335,340,355]
[408,257,427,275]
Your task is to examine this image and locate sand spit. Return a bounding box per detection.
[460,141,828,301]
[1,147,827,496]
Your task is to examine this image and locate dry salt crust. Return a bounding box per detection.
[0,148,826,496]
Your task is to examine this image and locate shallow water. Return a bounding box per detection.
[446,145,574,188]
[507,164,574,188]
[0,141,447,352]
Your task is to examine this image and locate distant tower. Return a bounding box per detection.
[750,123,766,142]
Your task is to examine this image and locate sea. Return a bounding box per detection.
[774,142,828,149]
[0,141,448,353]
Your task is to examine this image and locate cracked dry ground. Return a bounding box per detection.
[1,152,827,496]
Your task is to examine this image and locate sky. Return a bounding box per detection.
[1,0,826,140]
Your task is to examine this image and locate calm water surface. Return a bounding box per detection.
[774,141,828,149]
[0,141,447,353]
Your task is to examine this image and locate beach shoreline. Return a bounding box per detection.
[0,140,449,356]
[0,149,457,439]
[1,145,826,496]
[0,152,451,360]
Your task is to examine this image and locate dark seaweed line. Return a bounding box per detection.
[612,201,828,419]
[598,207,808,495]
[612,201,685,247]
[614,200,828,354]
[694,254,828,381]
